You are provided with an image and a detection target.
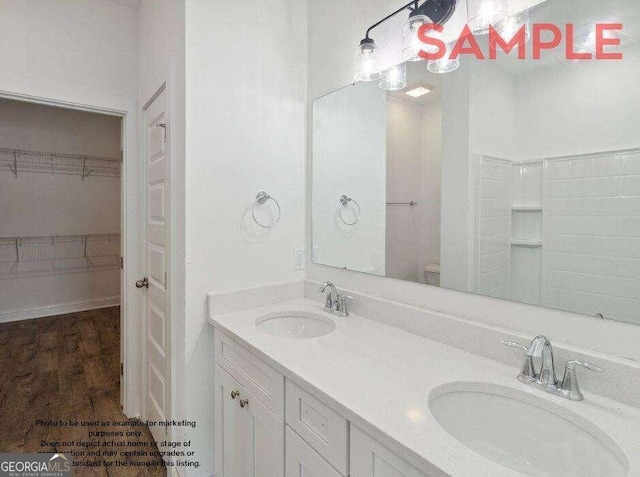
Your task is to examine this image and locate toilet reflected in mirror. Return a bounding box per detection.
[311,0,640,326]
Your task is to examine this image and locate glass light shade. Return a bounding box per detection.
[427,43,459,74]
[467,0,509,35]
[353,40,381,81]
[402,14,433,61]
[379,64,407,91]
[495,10,531,43]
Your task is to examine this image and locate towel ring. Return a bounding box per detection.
[252,191,281,229]
[338,195,361,226]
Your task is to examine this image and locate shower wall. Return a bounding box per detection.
[474,52,640,323]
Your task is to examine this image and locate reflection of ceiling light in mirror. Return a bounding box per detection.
[379,64,407,91]
[402,14,433,62]
[405,87,431,97]
[496,10,531,44]
[354,38,381,81]
[467,0,508,35]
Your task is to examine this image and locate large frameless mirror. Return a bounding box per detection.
[311,0,640,325]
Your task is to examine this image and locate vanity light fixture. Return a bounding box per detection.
[428,42,460,73]
[380,64,407,91]
[466,0,509,35]
[495,9,531,44]
[405,86,432,97]
[354,0,457,81]
[354,38,382,81]
[402,14,433,61]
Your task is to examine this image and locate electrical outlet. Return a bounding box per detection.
[294,248,305,271]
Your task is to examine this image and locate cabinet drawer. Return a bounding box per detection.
[285,380,348,475]
[215,328,284,419]
[286,426,342,477]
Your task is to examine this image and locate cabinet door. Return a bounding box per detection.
[351,426,426,477]
[286,427,342,477]
[242,387,285,477]
[215,365,244,477]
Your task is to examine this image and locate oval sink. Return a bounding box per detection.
[256,311,336,339]
[429,382,628,476]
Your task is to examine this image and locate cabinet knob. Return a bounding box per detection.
[240,398,249,408]
[230,390,240,400]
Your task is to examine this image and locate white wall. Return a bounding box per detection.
[306,0,640,364]
[185,1,307,475]
[419,100,442,276]
[313,82,387,275]
[0,0,137,108]
[386,96,422,281]
[0,98,121,319]
[438,65,472,291]
[515,48,640,160]
[386,96,441,283]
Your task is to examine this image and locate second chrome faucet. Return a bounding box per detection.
[502,335,604,401]
[319,282,353,317]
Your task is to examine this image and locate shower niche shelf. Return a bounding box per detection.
[0,148,121,180]
[509,206,543,305]
[511,205,543,212]
[511,208,542,242]
[0,233,121,276]
[511,239,542,247]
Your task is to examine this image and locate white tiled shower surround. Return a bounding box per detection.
[477,157,511,299]
[476,149,640,325]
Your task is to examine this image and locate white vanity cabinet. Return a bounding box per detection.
[213,329,429,477]
[286,427,342,477]
[214,329,285,476]
[350,426,426,477]
[214,364,285,476]
[214,365,244,475]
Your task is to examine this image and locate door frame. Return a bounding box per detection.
[0,88,142,418]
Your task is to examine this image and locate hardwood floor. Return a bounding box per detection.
[0,307,165,476]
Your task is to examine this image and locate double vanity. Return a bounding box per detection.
[209,284,640,476]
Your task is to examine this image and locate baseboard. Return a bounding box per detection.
[0,296,121,323]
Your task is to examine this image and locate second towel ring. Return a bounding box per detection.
[252,191,281,229]
[339,195,361,226]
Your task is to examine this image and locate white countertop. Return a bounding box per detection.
[209,298,640,476]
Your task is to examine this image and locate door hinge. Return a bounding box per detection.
[120,363,124,376]
[164,270,168,286]
[120,256,124,270]
[120,149,124,163]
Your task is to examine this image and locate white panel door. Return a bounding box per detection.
[215,365,244,477]
[142,89,171,444]
[285,427,342,477]
[350,426,426,477]
[242,387,285,477]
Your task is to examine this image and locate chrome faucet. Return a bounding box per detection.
[527,335,558,386]
[502,335,604,401]
[319,282,353,317]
